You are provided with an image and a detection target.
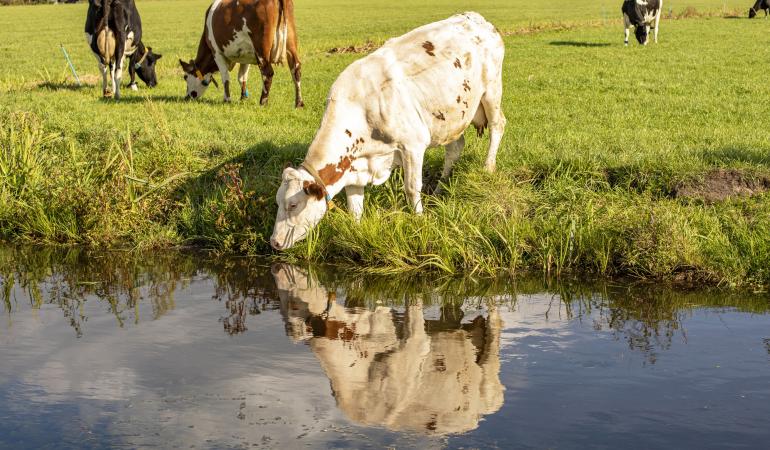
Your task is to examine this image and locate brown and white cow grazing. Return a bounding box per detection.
[270,12,506,250]
[179,0,303,106]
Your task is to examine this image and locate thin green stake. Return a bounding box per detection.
[60,44,81,86]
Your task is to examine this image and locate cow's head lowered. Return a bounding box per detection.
[135,47,162,87]
[749,0,764,17]
[270,167,329,250]
[634,25,649,45]
[178,59,217,99]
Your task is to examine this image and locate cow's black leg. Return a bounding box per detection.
[128,56,138,91]
[259,63,274,106]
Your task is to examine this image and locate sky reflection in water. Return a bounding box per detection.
[0,247,769,449]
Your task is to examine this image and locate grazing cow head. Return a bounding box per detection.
[749,6,758,18]
[178,59,217,99]
[135,47,162,87]
[634,25,649,45]
[270,167,329,250]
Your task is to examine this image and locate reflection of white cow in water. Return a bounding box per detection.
[272,264,504,435]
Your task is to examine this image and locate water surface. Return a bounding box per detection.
[1,247,769,449]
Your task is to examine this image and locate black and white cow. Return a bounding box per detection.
[85,0,161,99]
[749,0,769,18]
[622,0,662,46]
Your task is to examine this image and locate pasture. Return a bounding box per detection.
[1,0,769,286]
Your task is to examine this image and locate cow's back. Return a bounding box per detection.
[330,12,504,147]
[206,0,286,65]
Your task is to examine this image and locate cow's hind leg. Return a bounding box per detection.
[434,135,464,195]
[238,64,250,100]
[286,42,304,108]
[345,185,365,221]
[401,142,429,214]
[653,8,662,43]
[479,85,506,173]
[259,63,274,106]
[98,61,110,97]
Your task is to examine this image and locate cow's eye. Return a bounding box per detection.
[184,74,188,80]
[288,203,298,211]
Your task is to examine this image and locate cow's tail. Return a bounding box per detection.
[269,0,289,65]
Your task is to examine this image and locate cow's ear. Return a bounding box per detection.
[283,161,293,169]
[302,181,326,200]
[178,58,189,71]
[154,53,162,60]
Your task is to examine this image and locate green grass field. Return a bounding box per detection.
[1,0,769,286]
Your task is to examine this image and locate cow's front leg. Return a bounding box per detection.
[214,54,232,102]
[345,185,365,221]
[259,63,274,106]
[128,58,138,91]
[401,146,426,214]
[237,64,250,100]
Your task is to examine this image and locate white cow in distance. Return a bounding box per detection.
[271,12,506,250]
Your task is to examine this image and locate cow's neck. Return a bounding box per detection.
[303,126,357,199]
[194,32,218,75]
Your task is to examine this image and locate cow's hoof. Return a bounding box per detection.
[241,89,249,100]
[259,97,269,106]
[295,100,305,108]
[223,97,232,103]
[624,42,629,46]
[129,83,138,91]
[103,90,113,98]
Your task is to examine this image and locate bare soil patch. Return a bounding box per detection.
[674,169,770,202]
[327,40,379,54]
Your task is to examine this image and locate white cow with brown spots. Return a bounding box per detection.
[271,12,506,250]
[179,0,303,106]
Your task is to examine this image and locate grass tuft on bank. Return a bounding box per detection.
[1,0,769,286]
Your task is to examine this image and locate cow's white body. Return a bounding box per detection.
[271,12,506,250]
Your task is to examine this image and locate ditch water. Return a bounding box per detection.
[1,247,769,449]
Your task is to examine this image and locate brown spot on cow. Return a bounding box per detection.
[422,41,436,56]
[318,155,356,185]
[456,95,461,103]
[463,100,468,108]
[433,111,446,121]
[453,58,461,68]
[462,80,471,92]
[344,129,352,137]
[302,180,326,200]
[461,110,466,119]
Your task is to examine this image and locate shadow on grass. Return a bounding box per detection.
[36,81,93,91]
[99,94,192,104]
[170,140,309,251]
[549,41,612,47]
[702,147,770,166]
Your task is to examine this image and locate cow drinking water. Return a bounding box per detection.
[622,0,662,46]
[270,12,506,251]
[85,0,161,98]
[179,0,303,106]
